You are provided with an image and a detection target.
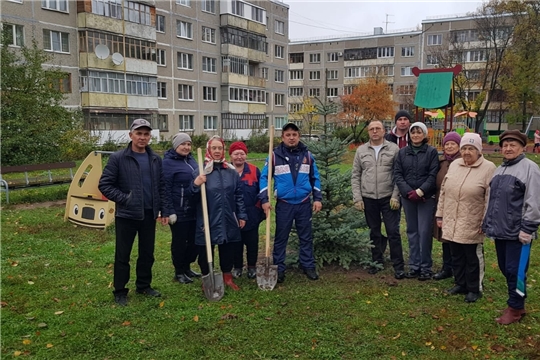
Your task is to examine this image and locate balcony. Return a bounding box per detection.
[221,44,266,63]
[220,14,265,36]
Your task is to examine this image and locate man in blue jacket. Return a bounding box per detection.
[260,123,322,283]
[99,119,171,306]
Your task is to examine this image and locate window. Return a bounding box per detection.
[176,0,190,6]
[327,70,338,80]
[467,50,487,62]
[327,88,338,97]
[261,67,268,80]
[178,52,193,70]
[309,53,321,63]
[289,87,303,97]
[252,6,264,23]
[52,73,72,93]
[378,65,394,76]
[92,0,122,19]
[275,69,284,83]
[467,90,481,102]
[289,103,304,113]
[202,26,216,44]
[274,93,284,106]
[177,20,193,39]
[179,115,194,130]
[80,70,125,93]
[43,29,69,53]
[201,0,215,13]
[309,88,320,97]
[398,85,415,95]
[228,87,266,103]
[222,56,248,75]
[124,37,155,60]
[289,70,303,80]
[204,115,218,130]
[345,66,375,78]
[275,116,287,128]
[158,114,169,131]
[3,24,24,47]
[41,0,68,12]
[178,84,194,100]
[343,86,355,95]
[275,20,284,35]
[124,1,151,25]
[202,57,216,73]
[327,52,338,62]
[426,54,438,65]
[401,66,413,76]
[289,53,304,64]
[156,49,166,66]
[157,82,167,98]
[466,69,481,81]
[309,71,320,80]
[156,15,165,32]
[232,0,244,16]
[344,47,377,60]
[221,27,267,52]
[126,74,157,96]
[401,46,414,57]
[377,46,394,58]
[427,34,442,46]
[203,86,217,101]
[275,45,284,59]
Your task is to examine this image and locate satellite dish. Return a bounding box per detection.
[95,44,110,60]
[112,52,124,66]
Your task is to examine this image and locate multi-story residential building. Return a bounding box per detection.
[1,0,289,141]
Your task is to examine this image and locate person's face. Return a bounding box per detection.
[444,140,460,156]
[282,129,300,148]
[502,139,524,161]
[129,127,151,152]
[209,139,224,160]
[230,150,247,167]
[409,127,425,145]
[368,122,384,142]
[460,145,480,165]
[396,117,410,131]
[175,141,192,156]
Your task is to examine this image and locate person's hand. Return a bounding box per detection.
[415,188,425,197]
[354,201,364,211]
[407,190,421,202]
[194,174,206,186]
[313,201,322,213]
[169,214,177,225]
[518,231,532,245]
[239,219,246,229]
[161,217,169,226]
[390,198,400,210]
[436,217,443,228]
[262,202,272,217]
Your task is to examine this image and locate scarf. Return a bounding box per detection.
[204,135,234,174]
[443,151,461,162]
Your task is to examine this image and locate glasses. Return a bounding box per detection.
[368,128,384,132]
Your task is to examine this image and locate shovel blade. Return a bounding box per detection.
[256,263,278,291]
[202,272,224,301]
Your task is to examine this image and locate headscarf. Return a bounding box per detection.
[204,135,233,174]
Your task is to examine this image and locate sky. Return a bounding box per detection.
[284,0,486,41]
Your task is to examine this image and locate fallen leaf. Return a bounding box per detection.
[52,298,60,303]
[11,261,19,267]
[0,301,7,307]
[122,321,131,326]
[159,301,165,308]
[37,323,47,328]
[432,315,439,319]
[366,301,372,304]
[265,317,272,321]
[220,313,237,320]
[490,344,504,352]
[22,339,31,345]
[392,333,401,340]
[430,346,435,350]
[440,345,446,350]
[28,281,34,285]
[425,342,432,346]
[437,326,444,332]
[472,345,479,350]
[54,311,64,315]
[193,315,199,322]
[46,343,53,348]
[401,351,406,356]
[14,351,22,356]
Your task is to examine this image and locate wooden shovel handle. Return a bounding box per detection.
[197,148,213,263]
[265,126,274,258]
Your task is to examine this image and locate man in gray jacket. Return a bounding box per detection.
[351,120,405,279]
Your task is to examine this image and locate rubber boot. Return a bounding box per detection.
[496,307,526,325]
[223,273,240,291]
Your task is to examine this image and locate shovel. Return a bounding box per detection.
[197,148,224,301]
[257,125,278,290]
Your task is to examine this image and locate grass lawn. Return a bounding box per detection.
[1,152,539,359]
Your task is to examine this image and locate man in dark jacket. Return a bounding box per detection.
[385,110,412,149]
[259,123,323,283]
[99,119,171,306]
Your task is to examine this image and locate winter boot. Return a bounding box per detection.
[496,307,526,325]
[223,273,240,291]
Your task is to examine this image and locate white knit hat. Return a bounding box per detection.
[460,132,482,152]
[409,122,428,136]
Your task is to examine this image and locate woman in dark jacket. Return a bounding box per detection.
[193,136,247,291]
[163,133,200,284]
[229,141,264,279]
[394,122,439,281]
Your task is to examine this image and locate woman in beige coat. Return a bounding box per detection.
[435,133,496,303]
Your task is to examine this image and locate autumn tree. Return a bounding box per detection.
[289,96,320,136]
[337,77,396,143]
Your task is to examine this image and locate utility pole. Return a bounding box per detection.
[383,14,394,33]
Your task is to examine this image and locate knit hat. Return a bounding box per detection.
[172,132,191,150]
[460,132,483,152]
[409,122,428,136]
[443,131,461,146]
[395,110,412,122]
[499,129,528,147]
[229,141,248,155]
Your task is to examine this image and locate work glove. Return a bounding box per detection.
[518,231,532,245]
[407,190,421,203]
[354,201,365,211]
[415,189,425,197]
[390,198,400,210]
[169,214,177,225]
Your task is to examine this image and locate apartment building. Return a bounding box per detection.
[1,0,289,141]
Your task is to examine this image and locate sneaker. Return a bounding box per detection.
[136,287,161,297]
[394,271,405,280]
[114,294,128,306]
[446,285,468,295]
[277,271,285,283]
[404,270,420,279]
[418,272,432,281]
[247,267,257,279]
[304,268,319,280]
[464,292,482,303]
[231,268,243,279]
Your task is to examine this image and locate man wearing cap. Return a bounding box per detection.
[99,119,171,306]
[163,133,201,284]
[259,123,323,283]
[385,110,412,149]
[482,130,540,324]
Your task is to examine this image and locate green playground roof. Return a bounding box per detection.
[414,71,454,109]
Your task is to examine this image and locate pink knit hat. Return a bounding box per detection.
[460,133,482,152]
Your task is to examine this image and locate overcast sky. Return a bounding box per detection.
[285,0,486,41]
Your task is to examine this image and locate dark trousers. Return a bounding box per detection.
[234,227,260,268]
[170,220,198,276]
[449,242,484,293]
[402,197,435,272]
[113,210,156,295]
[441,242,453,271]
[495,240,531,310]
[274,201,315,273]
[197,242,235,275]
[363,196,404,271]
